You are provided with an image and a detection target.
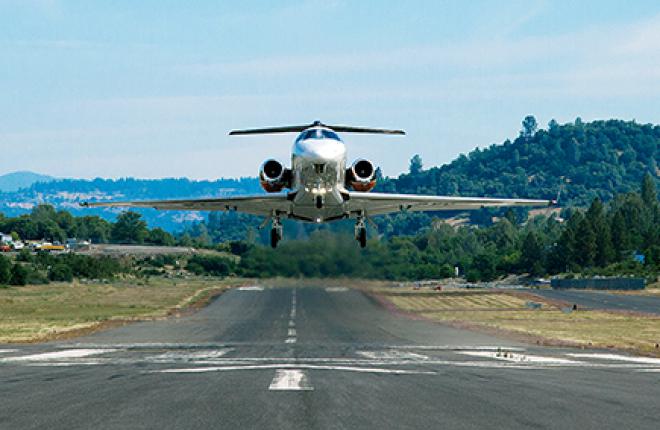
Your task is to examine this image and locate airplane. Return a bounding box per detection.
[82,120,555,248]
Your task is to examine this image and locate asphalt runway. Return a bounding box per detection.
[1,285,659,429]
[531,289,660,314]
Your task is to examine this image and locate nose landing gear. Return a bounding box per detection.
[270,217,283,248]
[355,216,367,248]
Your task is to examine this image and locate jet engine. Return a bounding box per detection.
[346,159,377,192]
[259,159,290,192]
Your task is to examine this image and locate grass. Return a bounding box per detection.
[0,277,242,343]
[379,290,660,356]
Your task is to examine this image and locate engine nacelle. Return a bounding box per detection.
[259,159,290,193]
[346,159,377,192]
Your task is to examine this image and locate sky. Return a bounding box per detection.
[1,0,660,179]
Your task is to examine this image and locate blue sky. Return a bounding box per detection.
[2,0,660,179]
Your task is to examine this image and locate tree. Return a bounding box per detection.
[409,154,423,175]
[10,264,28,286]
[147,228,176,246]
[586,198,614,266]
[641,172,657,208]
[111,211,148,244]
[0,255,11,284]
[574,217,596,267]
[520,231,543,274]
[49,264,73,282]
[521,115,538,138]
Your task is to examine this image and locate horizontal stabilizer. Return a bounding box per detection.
[229,120,405,136]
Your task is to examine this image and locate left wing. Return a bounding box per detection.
[346,192,554,217]
[81,195,291,217]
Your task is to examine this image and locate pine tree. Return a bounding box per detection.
[641,172,657,209]
[586,198,614,266]
[520,231,543,274]
[574,217,596,267]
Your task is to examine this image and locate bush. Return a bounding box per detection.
[10,264,28,286]
[49,264,74,282]
[186,255,235,276]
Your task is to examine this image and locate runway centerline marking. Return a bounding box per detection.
[269,369,313,391]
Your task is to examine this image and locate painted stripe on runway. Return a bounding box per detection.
[636,368,660,373]
[268,369,313,391]
[357,350,429,360]
[238,286,264,291]
[0,349,17,354]
[1,349,117,362]
[288,320,295,327]
[288,328,297,337]
[146,349,232,362]
[153,363,437,375]
[285,337,297,344]
[325,287,348,292]
[566,353,660,364]
[459,351,582,364]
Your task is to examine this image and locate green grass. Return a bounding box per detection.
[0,277,241,343]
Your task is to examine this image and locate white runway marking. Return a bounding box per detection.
[566,353,660,365]
[636,368,660,373]
[1,349,117,362]
[154,363,437,375]
[357,350,429,360]
[459,351,582,364]
[146,349,232,363]
[285,338,297,344]
[289,320,295,327]
[238,286,264,291]
[269,369,313,391]
[325,287,348,292]
[0,349,17,354]
[288,328,297,337]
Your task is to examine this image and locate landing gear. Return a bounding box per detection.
[355,216,367,248]
[270,217,283,248]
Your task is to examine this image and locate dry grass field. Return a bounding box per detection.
[0,277,241,343]
[379,290,660,356]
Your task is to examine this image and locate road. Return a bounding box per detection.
[1,285,659,429]
[531,289,660,314]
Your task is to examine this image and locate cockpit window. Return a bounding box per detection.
[321,130,340,140]
[297,129,341,141]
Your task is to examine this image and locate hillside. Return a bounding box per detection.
[380,118,659,206]
[0,177,262,231]
[0,171,54,192]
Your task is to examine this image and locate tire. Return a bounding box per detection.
[358,228,367,248]
[270,228,279,248]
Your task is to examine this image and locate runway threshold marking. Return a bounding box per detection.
[566,353,660,365]
[458,351,583,364]
[269,369,313,391]
[238,286,264,291]
[1,348,118,362]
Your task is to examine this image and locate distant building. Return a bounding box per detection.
[0,233,13,244]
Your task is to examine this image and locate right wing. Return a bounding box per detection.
[81,194,291,217]
[346,192,554,216]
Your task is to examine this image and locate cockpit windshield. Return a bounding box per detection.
[297,129,341,141]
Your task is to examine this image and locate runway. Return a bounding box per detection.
[531,289,660,315]
[1,286,658,429]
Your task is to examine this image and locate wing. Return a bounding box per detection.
[346,192,554,216]
[81,194,290,217]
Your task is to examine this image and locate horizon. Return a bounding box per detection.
[2,1,660,179]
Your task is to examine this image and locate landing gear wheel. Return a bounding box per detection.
[270,228,280,248]
[358,228,367,248]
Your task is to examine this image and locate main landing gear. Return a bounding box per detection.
[355,216,367,248]
[270,217,283,248]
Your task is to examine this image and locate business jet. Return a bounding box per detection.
[83,121,554,248]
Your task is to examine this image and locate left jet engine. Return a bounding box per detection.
[259,159,290,192]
